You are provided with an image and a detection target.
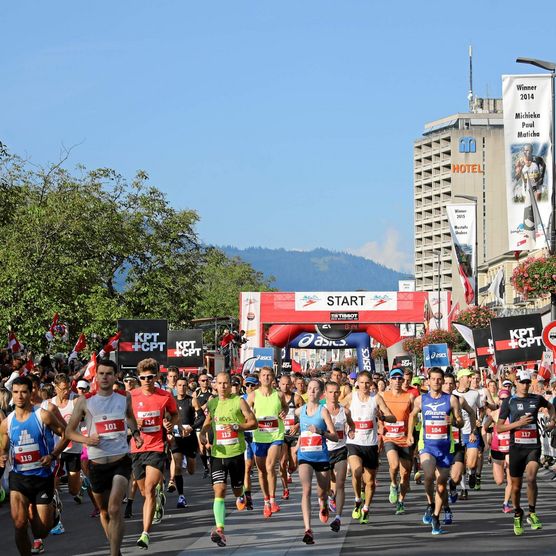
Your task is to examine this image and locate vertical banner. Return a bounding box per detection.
[502,74,553,251]
[239,292,261,362]
[446,204,476,305]
[490,314,544,365]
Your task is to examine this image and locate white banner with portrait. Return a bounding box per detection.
[502,74,553,251]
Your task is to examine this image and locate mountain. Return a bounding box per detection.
[220,246,412,291]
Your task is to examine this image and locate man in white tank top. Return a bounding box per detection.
[344,371,396,524]
[66,359,143,556]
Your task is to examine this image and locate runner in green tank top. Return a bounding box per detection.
[200,372,256,548]
[247,366,288,518]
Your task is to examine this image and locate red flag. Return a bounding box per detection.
[73,334,87,353]
[538,357,552,381]
[101,331,121,355]
[7,331,21,353]
[291,359,302,372]
[83,352,97,381]
[485,355,497,375]
[458,265,475,305]
[45,313,59,341]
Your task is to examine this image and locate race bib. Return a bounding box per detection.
[452,428,460,442]
[94,413,126,438]
[299,431,323,452]
[138,410,161,433]
[515,424,537,445]
[385,421,405,439]
[14,443,42,471]
[258,416,279,433]
[284,410,296,428]
[498,432,510,453]
[354,420,373,431]
[215,424,239,446]
[335,428,345,440]
[425,419,448,440]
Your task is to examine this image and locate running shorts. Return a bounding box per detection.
[509,446,540,478]
[210,454,245,490]
[328,447,348,467]
[131,451,166,480]
[9,471,55,505]
[89,455,132,494]
[384,442,413,461]
[347,444,379,470]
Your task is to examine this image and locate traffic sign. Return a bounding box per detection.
[542,321,556,351]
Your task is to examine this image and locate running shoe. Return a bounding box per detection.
[527,513,542,530]
[319,504,329,524]
[282,488,290,500]
[330,517,341,532]
[263,503,272,518]
[328,495,337,513]
[203,468,210,479]
[422,505,433,525]
[443,508,453,525]
[236,496,246,511]
[177,495,187,509]
[287,472,293,484]
[137,532,150,549]
[73,492,83,504]
[474,476,481,491]
[31,540,44,554]
[91,508,101,518]
[502,502,512,514]
[449,489,459,505]
[167,480,176,493]
[395,501,405,515]
[414,471,422,484]
[302,529,314,544]
[513,514,524,536]
[351,500,362,520]
[50,522,65,535]
[210,527,227,547]
[389,484,398,505]
[0,486,5,504]
[431,515,446,535]
[468,473,477,490]
[246,493,253,511]
[359,509,369,524]
[460,489,469,501]
[270,501,281,513]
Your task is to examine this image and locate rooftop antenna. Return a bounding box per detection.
[468,44,474,112]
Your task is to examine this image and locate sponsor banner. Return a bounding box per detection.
[295,292,397,312]
[423,343,450,368]
[502,74,553,251]
[167,330,203,368]
[446,204,476,305]
[253,347,274,368]
[472,327,494,368]
[425,292,451,331]
[330,312,359,321]
[240,292,261,363]
[117,319,168,367]
[398,280,415,292]
[490,314,544,365]
[393,355,412,367]
[290,333,350,349]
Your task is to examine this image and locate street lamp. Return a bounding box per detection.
[432,250,442,328]
[454,194,478,306]
[516,57,556,319]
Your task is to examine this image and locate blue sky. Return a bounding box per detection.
[3,1,556,273]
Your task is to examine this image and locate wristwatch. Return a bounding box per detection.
[232,424,240,432]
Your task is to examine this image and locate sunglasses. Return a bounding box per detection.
[391,376,404,380]
[139,374,156,381]
[519,380,531,385]
[246,383,257,387]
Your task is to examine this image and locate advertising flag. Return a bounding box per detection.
[167,330,204,368]
[446,204,476,304]
[502,74,553,251]
[117,320,167,367]
[490,314,544,365]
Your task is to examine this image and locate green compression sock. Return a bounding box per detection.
[213,497,226,529]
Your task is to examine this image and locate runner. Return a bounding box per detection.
[247,366,288,518]
[65,359,142,556]
[278,374,303,500]
[193,372,214,479]
[0,376,68,556]
[344,371,396,524]
[324,380,355,533]
[242,375,259,510]
[496,369,556,535]
[199,372,257,547]
[407,367,463,535]
[130,358,179,549]
[163,367,179,396]
[169,375,202,508]
[295,379,338,544]
[381,368,415,515]
[294,374,308,403]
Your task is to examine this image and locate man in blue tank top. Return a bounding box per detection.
[0,376,69,556]
[408,367,463,535]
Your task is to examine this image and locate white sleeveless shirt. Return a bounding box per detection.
[346,391,378,447]
[326,405,347,451]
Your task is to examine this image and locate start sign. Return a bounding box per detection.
[542,321,556,352]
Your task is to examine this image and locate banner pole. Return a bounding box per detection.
[551,72,556,320]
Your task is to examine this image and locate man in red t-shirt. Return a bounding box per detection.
[131,358,178,550]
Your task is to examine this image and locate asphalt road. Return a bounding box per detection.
[2,462,556,555]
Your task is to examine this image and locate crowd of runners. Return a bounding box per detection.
[1,348,556,555]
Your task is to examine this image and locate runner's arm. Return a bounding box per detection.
[376,394,396,423]
[406,396,422,445]
[65,397,96,447]
[344,406,356,436]
[238,398,257,431]
[319,407,338,442]
[125,393,143,448]
[199,411,212,445]
[0,418,8,467]
[41,408,71,459]
[450,395,464,429]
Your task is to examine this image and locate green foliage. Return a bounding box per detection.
[0,152,270,351]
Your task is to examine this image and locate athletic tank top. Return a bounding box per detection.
[253,389,285,443]
[326,405,347,451]
[8,408,54,477]
[85,392,129,461]
[207,395,246,458]
[381,391,412,446]
[419,392,452,451]
[346,391,378,447]
[491,418,510,454]
[298,405,329,463]
[50,394,82,454]
[283,393,298,434]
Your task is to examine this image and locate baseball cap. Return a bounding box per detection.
[349,371,358,380]
[77,380,90,389]
[245,376,259,385]
[411,376,422,386]
[389,368,404,379]
[517,370,532,382]
[502,379,513,387]
[498,388,510,398]
[231,377,241,386]
[124,373,137,381]
[456,369,474,380]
